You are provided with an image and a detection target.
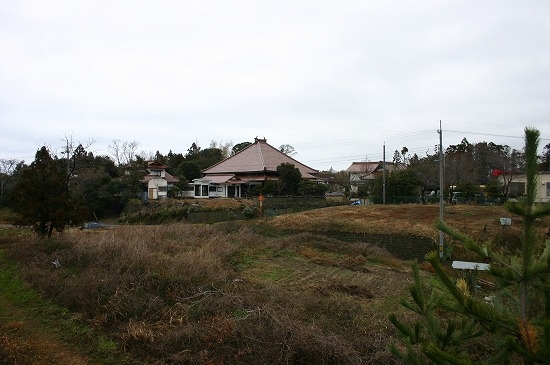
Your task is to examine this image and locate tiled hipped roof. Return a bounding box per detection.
[202,138,319,179]
[142,161,179,183]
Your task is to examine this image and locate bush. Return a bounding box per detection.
[123,199,144,215]
[0,208,19,224]
[242,206,259,219]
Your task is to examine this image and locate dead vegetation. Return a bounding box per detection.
[268,204,544,261]
[267,204,525,241]
[3,221,409,364]
[1,203,545,364]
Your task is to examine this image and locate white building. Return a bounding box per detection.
[345,161,401,193]
[503,172,550,203]
[142,161,180,200]
[194,137,320,198]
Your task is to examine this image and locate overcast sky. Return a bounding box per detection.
[1,0,549,171]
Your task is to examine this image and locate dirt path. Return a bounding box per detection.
[0,234,98,365]
[0,294,95,365]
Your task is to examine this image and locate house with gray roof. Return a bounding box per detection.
[190,137,320,198]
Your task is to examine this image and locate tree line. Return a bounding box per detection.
[1,134,548,236]
[0,140,227,235]
[345,138,549,203]
[0,138,310,236]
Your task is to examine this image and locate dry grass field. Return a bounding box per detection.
[0,202,545,364]
[268,204,526,240]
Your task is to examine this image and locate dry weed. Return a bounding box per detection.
[124,319,156,342]
[0,334,34,364]
[68,223,238,284]
[267,204,531,243]
[4,206,475,364]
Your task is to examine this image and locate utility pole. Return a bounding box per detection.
[383,143,386,204]
[438,121,444,259]
[66,139,70,179]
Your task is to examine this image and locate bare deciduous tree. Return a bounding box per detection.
[279,144,297,156]
[108,139,139,166]
[0,158,19,202]
[209,140,233,159]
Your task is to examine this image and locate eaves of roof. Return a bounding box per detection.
[141,173,179,184]
[201,174,242,184]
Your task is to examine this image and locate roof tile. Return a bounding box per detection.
[202,138,318,176]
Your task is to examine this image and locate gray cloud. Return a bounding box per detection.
[1,1,549,169]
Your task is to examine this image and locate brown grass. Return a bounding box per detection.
[267,204,529,241]
[3,204,536,364]
[0,304,93,365]
[0,334,34,364]
[3,219,410,364]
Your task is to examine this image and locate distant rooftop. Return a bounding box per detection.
[203,137,319,179]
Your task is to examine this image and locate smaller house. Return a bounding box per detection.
[500,171,550,203]
[346,161,401,193]
[142,161,179,200]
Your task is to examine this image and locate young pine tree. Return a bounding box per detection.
[390,127,550,364]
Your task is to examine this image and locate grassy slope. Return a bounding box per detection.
[0,203,542,364]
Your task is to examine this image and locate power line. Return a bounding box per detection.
[303,126,537,164]
[445,129,550,142]
[300,125,540,169]
[304,145,437,168]
[294,130,435,150]
[445,130,524,140]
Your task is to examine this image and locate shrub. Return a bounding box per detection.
[0,208,19,224]
[242,205,259,219]
[122,199,143,215]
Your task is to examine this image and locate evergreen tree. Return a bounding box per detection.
[231,141,252,155]
[390,127,550,364]
[69,153,119,219]
[484,178,504,201]
[541,143,550,171]
[176,161,202,181]
[119,156,147,202]
[370,168,420,203]
[11,146,86,237]
[454,180,482,198]
[299,178,329,196]
[277,163,301,195]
